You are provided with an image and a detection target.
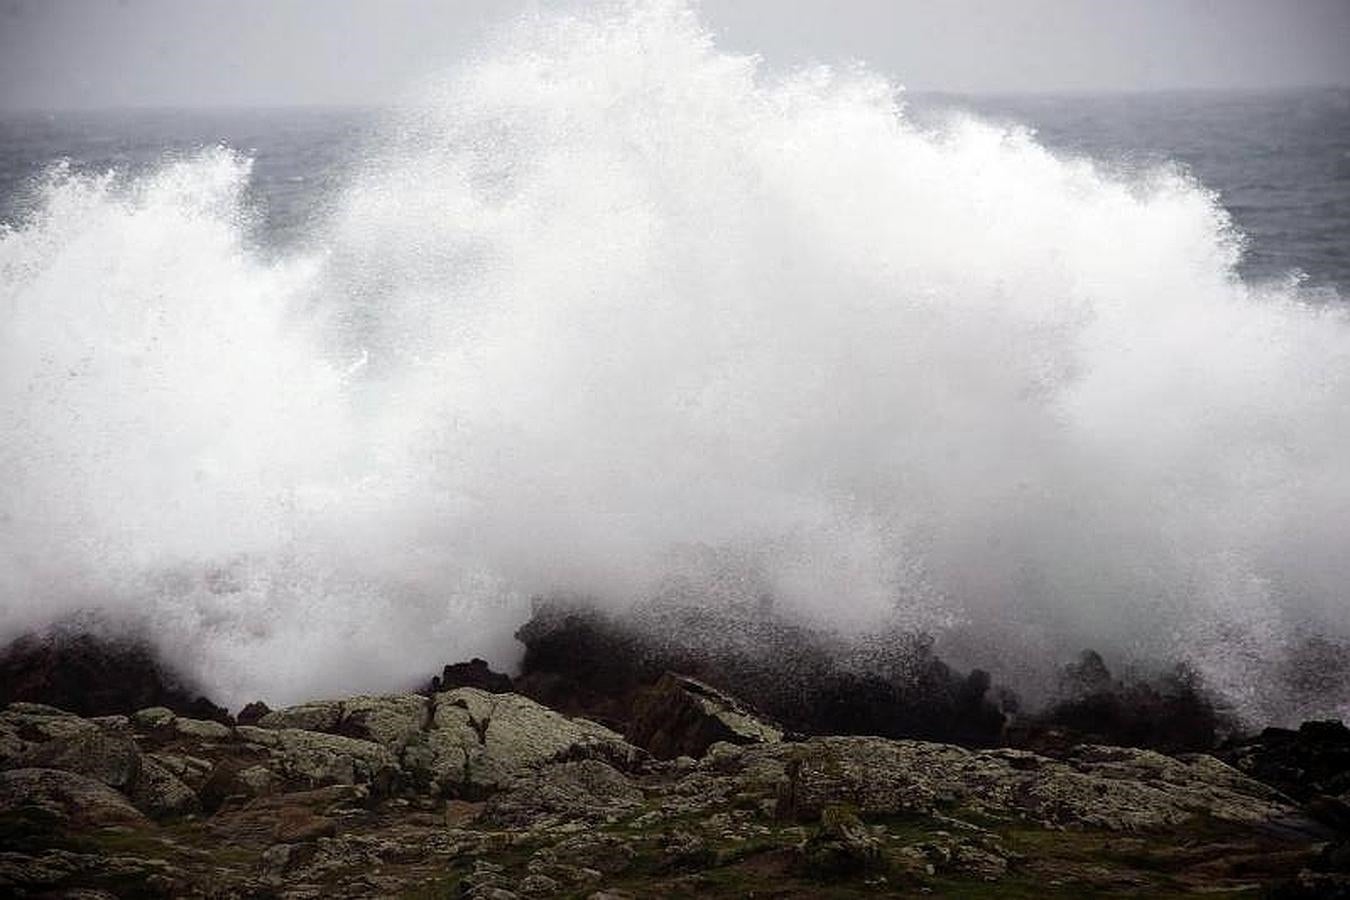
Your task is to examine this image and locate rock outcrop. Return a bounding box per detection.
[514,598,1013,746]
[0,628,229,722]
[627,672,783,758]
[0,679,1342,898]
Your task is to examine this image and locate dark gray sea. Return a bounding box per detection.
[2,88,1348,294]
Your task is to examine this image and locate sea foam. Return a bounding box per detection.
[2,1,1348,720]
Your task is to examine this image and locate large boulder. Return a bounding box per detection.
[627,672,782,758]
[16,726,142,790]
[234,726,399,794]
[127,756,200,819]
[0,767,149,829]
[420,688,644,796]
[1,706,143,791]
[257,694,430,752]
[256,700,344,734]
[428,658,513,694]
[1219,720,1350,802]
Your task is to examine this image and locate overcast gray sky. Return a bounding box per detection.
[2,0,1348,110]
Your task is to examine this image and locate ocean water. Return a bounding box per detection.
[2,1,1349,720]
[5,90,1347,291]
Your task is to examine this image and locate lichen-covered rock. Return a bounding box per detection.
[0,692,1330,899]
[423,689,643,796]
[0,767,149,828]
[0,703,92,750]
[236,700,272,725]
[235,763,284,797]
[131,706,176,731]
[235,725,399,793]
[147,752,214,791]
[13,723,142,790]
[256,694,430,758]
[257,700,344,734]
[721,736,1294,830]
[483,759,644,827]
[338,695,430,750]
[801,805,882,877]
[127,755,199,818]
[627,672,783,759]
[171,717,232,741]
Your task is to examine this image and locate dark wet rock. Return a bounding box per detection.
[514,598,1011,746]
[1014,651,1235,754]
[627,672,782,758]
[429,658,514,694]
[236,700,272,725]
[0,628,230,723]
[1218,718,1350,804]
[1268,871,1350,899]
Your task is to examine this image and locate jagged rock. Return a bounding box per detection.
[147,752,214,791]
[430,658,514,694]
[258,694,430,753]
[729,736,1293,830]
[338,694,430,749]
[800,805,882,877]
[234,726,399,793]
[1219,719,1350,802]
[0,703,94,756]
[236,700,271,725]
[482,759,644,826]
[0,629,229,722]
[423,688,644,796]
[0,767,149,828]
[1022,652,1233,753]
[0,687,1331,897]
[627,672,782,758]
[128,755,199,818]
[90,714,131,734]
[514,599,1010,745]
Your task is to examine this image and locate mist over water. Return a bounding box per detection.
[3,1,1349,721]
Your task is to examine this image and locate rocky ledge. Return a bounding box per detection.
[2,676,1348,898]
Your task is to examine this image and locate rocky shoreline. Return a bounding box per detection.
[4,663,1350,898]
